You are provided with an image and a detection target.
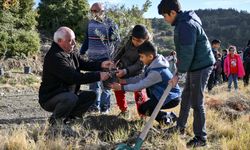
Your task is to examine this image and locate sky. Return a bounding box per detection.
[35,0,250,18]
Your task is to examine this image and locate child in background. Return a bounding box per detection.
[224,46,245,92]
[221,49,228,82]
[215,52,223,84]
[111,41,181,125]
[207,39,221,92]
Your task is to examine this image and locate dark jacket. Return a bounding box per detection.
[113,37,144,78]
[173,11,215,73]
[243,47,250,63]
[39,42,102,103]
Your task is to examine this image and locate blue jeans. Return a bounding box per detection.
[177,66,212,140]
[228,74,238,90]
[89,81,111,112]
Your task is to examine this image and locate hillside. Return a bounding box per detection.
[151,9,250,54]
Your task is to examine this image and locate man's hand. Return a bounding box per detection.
[116,69,126,78]
[100,72,110,81]
[109,82,122,91]
[168,75,179,87]
[101,60,114,69]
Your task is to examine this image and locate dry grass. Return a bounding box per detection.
[0,81,250,150]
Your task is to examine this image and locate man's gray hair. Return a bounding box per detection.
[53,27,74,43]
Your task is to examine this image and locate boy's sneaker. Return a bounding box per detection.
[117,110,130,119]
[161,112,178,126]
[101,109,110,114]
[186,137,207,148]
[87,106,100,113]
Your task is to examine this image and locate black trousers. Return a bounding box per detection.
[138,96,180,122]
[40,91,96,119]
[243,62,250,85]
[207,70,216,91]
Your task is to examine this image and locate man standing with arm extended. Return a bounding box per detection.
[80,2,120,113]
[158,0,215,148]
[39,27,112,125]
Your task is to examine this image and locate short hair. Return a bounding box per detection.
[132,24,149,39]
[138,41,157,56]
[158,0,181,15]
[53,27,74,43]
[211,39,221,45]
[222,49,228,53]
[170,50,176,55]
[229,45,236,51]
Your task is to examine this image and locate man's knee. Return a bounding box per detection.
[88,91,97,101]
[62,93,78,107]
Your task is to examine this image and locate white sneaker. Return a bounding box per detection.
[101,109,110,114]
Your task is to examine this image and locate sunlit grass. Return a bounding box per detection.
[0,82,249,149]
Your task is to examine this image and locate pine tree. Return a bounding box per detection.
[38,0,89,41]
[0,0,40,57]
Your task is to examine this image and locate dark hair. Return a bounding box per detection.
[138,41,157,56]
[158,0,181,15]
[247,40,250,47]
[132,24,148,39]
[229,45,236,51]
[170,50,176,55]
[211,39,221,45]
[222,49,228,53]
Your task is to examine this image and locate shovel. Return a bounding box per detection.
[116,83,173,150]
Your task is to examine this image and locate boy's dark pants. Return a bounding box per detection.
[177,66,212,140]
[40,91,96,119]
[207,69,215,91]
[243,62,250,86]
[138,95,180,122]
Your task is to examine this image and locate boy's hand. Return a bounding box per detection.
[116,69,126,78]
[101,60,114,69]
[100,72,110,81]
[109,82,122,91]
[168,75,179,87]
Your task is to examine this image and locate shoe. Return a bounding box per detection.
[87,105,100,113]
[160,112,178,126]
[117,110,130,119]
[100,109,110,114]
[186,137,207,148]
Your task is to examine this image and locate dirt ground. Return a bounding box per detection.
[0,84,134,129]
[0,87,50,129]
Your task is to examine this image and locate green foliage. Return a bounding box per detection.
[195,9,250,50]
[0,0,40,58]
[37,0,89,41]
[106,0,152,39]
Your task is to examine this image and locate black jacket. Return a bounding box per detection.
[39,42,102,103]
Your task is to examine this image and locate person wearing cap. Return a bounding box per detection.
[112,25,150,118]
[80,2,120,114]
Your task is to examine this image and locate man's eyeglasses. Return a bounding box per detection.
[90,9,104,13]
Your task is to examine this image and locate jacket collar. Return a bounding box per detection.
[171,11,183,26]
[51,42,71,58]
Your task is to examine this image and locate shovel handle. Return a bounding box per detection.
[138,84,173,140]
